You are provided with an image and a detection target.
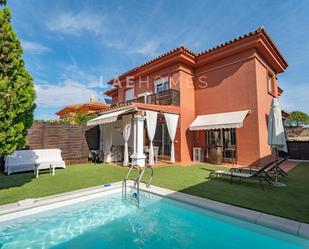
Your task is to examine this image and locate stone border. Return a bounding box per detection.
[0,181,308,240]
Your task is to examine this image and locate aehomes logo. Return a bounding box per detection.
[102,75,208,89]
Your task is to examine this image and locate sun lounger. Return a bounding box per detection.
[234,158,288,177]
[209,160,277,186]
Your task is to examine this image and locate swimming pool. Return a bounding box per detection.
[0,188,308,249]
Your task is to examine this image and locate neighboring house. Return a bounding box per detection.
[56,96,110,124]
[88,27,288,166]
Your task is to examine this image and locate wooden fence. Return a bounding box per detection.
[26,122,99,164]
[286,141,309,160]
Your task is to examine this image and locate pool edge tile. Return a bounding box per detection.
[256,213,300,236]
[298,223,309,240]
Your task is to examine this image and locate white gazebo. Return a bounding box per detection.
[87,104,179,167]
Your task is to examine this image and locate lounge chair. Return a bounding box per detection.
[209,160,277,186]
[234,157,288,177]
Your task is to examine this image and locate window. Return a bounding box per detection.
[125,88,134,102]
[154,76,169,94]
[268,74,274,94]
[138,92,151,103]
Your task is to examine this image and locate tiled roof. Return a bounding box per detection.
[108,45,196,84]
[107,26,287,86]
[56,101,110,115]
[197,26,264,56]
[98,102,180,115]
[197,26,287,66]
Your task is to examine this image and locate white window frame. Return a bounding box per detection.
[125,88,135,102]
[154,76,169,94]
[138,92,152,103]
[267,74,274,94]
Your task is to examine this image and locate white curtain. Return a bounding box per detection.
[122,115,132,166]
[99,125,104,150]
[103,123,113,163]
[146,111,158,166]
[164,113,179,163]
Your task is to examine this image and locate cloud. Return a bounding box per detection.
[61,64,110,89]
[105,39,160,57]
[21,40,51,54]
[127,41,160,57]
[280,82,309,114]
[45,8,161,56]
[34,64,111,109]
[46,10,105,36]
[35,80,100,108]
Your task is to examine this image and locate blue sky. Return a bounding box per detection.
[7,0,309,119]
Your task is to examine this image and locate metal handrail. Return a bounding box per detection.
[122,165,154,207]
[144,166,154,188]
[122,165,142,197]
[134,166,153,191]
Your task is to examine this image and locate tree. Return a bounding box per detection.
[75,112,97,125]
[0,1,36,157]
[287,111,309,127]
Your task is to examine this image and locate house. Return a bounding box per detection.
[87,27,288,167]
[56,95,110,124]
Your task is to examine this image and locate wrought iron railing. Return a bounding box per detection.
[125,89,180,106]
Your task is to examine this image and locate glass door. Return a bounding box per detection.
[223,129,237,162]
[153,124,171,157]
[205,129,237,164]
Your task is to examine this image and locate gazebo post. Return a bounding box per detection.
[131,115,146,167]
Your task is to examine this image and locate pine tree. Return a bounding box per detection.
[0,1,36,157]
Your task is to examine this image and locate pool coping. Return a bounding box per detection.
[0,181,308,240]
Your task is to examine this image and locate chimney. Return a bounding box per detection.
[90,95,95,103]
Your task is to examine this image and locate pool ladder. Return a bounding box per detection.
[122,165,154,202]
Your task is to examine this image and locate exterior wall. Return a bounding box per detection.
[254,53,278,164]
[106,45,286,166]
[194,50,261,165]
[178,66,196,162]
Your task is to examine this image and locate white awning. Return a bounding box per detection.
[87,108,134,126]
[189,110,250,130]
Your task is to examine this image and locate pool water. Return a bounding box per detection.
[0,190,308,249]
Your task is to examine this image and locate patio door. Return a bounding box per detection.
[222,128,237,162]
[206,129,237,163]
[153,124,171,157]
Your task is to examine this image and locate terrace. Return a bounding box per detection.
[118,89,180,106]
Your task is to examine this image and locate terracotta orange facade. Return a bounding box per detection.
[56,96,110,124]
[105,27,288,166]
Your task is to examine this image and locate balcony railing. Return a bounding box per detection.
[126,89,180,106]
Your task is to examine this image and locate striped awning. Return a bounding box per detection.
[189,110,250,130]
[87,108,134,126]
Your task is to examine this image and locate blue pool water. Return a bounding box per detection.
[0,191,308,249]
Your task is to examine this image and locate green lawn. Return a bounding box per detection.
[1,163,308,223]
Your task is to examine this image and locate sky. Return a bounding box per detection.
[6,0,309,120]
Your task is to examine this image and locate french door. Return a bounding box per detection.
[153,124,171,157]
[206,129,237,163]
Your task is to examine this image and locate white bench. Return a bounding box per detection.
[5,149,66,176]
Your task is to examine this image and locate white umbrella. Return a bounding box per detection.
[268,98,288,186]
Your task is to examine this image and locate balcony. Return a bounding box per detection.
[127,89,180,106]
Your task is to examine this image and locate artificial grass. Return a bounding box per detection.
[0,162,308,223]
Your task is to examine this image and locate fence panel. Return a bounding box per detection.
[286,141,309,160]
[26,123,95,164]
